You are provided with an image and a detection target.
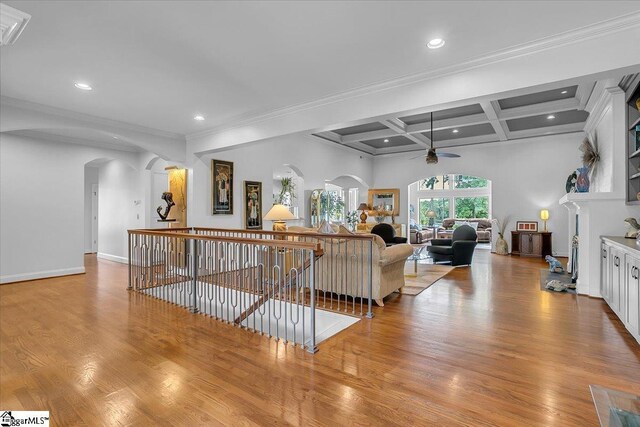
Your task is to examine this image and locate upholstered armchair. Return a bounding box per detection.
[371,223,407,246]
[427,224,478,266]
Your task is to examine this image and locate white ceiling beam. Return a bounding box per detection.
[313,131,343,144]
[374,144,425,155]
[433,134,500,149]
[575,81,596,109]
[381,118,406,134]
[341,128,398,143]
[404,113,489,134]
[497,97,580,120]
[479,100,509,141]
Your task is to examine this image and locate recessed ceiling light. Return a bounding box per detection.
[74,82,92,91]
[113,136,118,139]
[383,139,389,143]
[547,115,556,120]
[561,90,568,94]
[452,129,459,133]
[194,115,205,121]
[427,38,445,49]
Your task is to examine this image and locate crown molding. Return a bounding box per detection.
[583,84,624,135]
[9,129,142,153]
[1,3,31,46]
[187,11,640,142]
[1,96,184,141]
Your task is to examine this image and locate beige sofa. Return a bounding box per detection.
[440,218,492,243]
[288,226,413,306]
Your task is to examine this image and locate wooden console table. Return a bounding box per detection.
[511,231,552,258]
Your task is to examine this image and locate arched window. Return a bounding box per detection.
[410,174,491,227]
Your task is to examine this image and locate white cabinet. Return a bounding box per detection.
[601,242,610,302]
[609,247,624,317]
[625,254,640,340]
[600,237,640,344]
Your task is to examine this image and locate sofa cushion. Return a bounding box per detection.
[428,245,453,255]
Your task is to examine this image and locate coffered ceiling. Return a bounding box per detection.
[1,0,639,138]
[312,82,595,156]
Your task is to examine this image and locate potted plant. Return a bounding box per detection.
[277,177,296,206]
[346,210,358,231]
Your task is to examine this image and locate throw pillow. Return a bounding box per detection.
[464,221,479,231]
[454,220,466,229]
[338,225,354,235]
[317,220,336,234]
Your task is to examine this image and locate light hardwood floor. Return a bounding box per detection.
[1,252,639,426]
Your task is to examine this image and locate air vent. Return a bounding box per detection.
[1,3,31,46]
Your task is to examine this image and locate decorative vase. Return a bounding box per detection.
[575,166,590,193]
[375,215,385,224]
[496,236,509,255]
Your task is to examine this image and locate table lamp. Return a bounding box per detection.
[540,209,549,231]
[264,204,295,232]
[427,210,436,227]
[358,203,370,223]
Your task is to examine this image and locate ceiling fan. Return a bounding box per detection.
[410,112,461,164]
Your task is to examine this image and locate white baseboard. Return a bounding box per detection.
[97,252,128,264]
[1,266,85,284]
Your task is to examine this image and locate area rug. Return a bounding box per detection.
[398,264,455,295]
[539,269,577,294]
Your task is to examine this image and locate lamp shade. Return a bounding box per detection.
[357,203,369,211]
[264,204,295,221]
[540,209,550,221]
[427,210,436,218]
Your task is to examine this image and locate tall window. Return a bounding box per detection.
[412,174,491,225]
[454,196,489,219]
[419,198,450,226]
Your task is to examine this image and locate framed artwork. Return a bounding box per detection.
[516,221,538,232]
[211,159,233,214]
[244,181,262,229]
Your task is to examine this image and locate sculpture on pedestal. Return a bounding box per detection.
[157,192,175,220]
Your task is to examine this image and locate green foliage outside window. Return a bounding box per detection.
[418,175,450,191]
[453,175,488,189]
[454,197,489,219]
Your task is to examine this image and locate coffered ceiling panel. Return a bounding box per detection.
[399,104,485,125]
[360,135,417,149]
[498,86,578,109]
[506,109,589,132]
[426,123,497,142]
[332,122,389,136]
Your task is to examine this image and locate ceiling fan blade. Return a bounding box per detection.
[437,152,461,158]
[409,154,428,160]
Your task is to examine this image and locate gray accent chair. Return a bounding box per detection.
[371,223,407,246]
[427,224,478,266]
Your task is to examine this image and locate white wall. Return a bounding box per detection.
[0,133,148,283]
[187,133,374,229]
[372,132,584,256]
[84,166,99,252]
[97,160,145,263]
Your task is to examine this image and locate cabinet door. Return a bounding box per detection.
[531,234,542,256]
[601,243,610,302]
[610,248,623,316]
[625,255,640,340]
